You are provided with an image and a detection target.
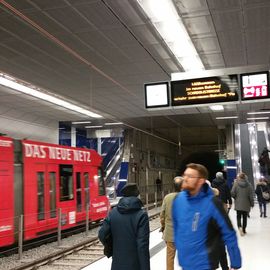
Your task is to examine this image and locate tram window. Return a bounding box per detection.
[49,172,56,218]
[97,168,106,196]
[84,173,89,209]
[59,165,74,201]
[37,172,45,221]
[76,172,82,212]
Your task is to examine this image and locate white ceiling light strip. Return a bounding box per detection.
[247,111,270,115]
[0,74,102,118]
[247,117,269,120]
[137,0,204,71]
[216,116,238,120]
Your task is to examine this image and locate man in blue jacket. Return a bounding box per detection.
[172,163,241,270]
[98,183,150,270]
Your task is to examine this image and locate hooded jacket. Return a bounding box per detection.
[231,179,254,212]
[172,184,241,270]
[255,181,269,203]
[98,196,150,270]
[212,176,232,205]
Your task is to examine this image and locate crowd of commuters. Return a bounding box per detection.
[98,162,270,270]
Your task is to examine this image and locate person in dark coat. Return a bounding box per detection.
[98,183,150,270]
[212,172,232,213]
[255,178,269,217]
[231,172,254,236]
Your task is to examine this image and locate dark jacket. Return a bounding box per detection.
[231,179,254,212]
[98,196,150,270]
[255,182,269,203]
[212,177,232,205]
[172,184,241,270]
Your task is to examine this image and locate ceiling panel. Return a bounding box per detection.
[0,0,270,146]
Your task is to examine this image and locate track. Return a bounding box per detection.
[11,212,161,270]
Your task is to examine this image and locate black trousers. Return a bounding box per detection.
[219,243,229,270]
[236,210,248,232]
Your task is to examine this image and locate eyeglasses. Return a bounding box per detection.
[183,174,200,179]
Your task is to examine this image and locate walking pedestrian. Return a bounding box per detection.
[172,163,241,270]
[98,183,150,270]
[160,176,183,270]
[255,178,269,217]
[231,172,254,236]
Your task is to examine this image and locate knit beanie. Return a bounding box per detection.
[121,183,140,197]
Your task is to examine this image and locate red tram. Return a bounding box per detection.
[0,137,110,247]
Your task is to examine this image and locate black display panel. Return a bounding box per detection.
[144,82,169,108]
[171,75,239,106]
[240,71,269,101]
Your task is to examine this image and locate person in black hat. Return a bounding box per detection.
[98,183,150,270]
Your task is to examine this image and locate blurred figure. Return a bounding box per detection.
[212,172,232,213]
[231,172,254,236]
[160,176,183,270]
[156,177,162,192]
[258,147,270,176]
[98,183,150,270]
[255,178,269,217]
[172,163,241,270]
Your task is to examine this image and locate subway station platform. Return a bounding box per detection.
[83,205,270,270]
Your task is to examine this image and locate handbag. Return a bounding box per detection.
[261,186,270,201]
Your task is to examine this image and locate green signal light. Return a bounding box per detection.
[219,159,225,165]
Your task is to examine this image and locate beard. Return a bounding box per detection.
[182,179,200,193]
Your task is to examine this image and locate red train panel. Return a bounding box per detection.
[22,140,109,240]
[0,137,14,247]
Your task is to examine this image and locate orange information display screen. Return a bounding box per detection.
[171,75,239,106]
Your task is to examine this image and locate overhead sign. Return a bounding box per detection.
[240,71,269,100]
[144,82,169,108]
[171,75,239,106]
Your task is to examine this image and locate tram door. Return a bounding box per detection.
[35,164,58,233]
[74,165,90,222]
[0,161,14,246]
[46,164,58,221]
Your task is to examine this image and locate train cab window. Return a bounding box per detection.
[49,172,56,218]
[97,167,106,196]
[37,172,45,221]
[76,172,82,212]
[59,165,74,201]
[84,173,89,209]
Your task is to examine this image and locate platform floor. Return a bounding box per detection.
[83,205,270,269]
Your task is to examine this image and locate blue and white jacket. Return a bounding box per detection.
[172,184,241,270]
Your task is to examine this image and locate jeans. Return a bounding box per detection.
[259,201,267,217]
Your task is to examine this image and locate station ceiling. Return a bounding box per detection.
[0,0,270,147]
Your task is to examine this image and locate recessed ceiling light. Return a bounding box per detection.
[104,122,123,125]
[247,111,270,115]
[85,125,103,129]
[247,117,269,120]
[216,116,238,120]
[137,0,204,71]
[210,105,224,111]
[72,121,91,124]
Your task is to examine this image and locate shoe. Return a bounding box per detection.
[264,215,267,218]
[238,227,244,236]
[260,212,263,217]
